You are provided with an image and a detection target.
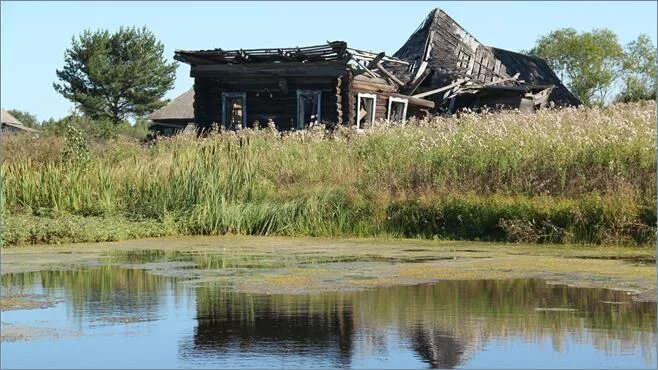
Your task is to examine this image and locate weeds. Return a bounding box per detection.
[1,102,655,246]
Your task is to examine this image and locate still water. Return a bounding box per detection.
[1,266,656,369]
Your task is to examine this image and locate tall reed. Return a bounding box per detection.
[2,102,655,245]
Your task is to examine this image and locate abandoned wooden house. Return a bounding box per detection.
[386,8,581,113]
[173,41,435,132]
[152,8,579,135]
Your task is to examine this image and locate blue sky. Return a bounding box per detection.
[1,1,656,122]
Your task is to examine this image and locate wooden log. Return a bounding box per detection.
[192,62,347,77]
[406,67,431,95]
[375,61,404,86]
[390,93,435,109]
[352,79,396,93]
[412,79,466,99]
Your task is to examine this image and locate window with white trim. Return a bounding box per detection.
[356,93,376,129]
[222,92,247,129]
[387,97,408,122]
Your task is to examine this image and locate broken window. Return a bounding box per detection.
[222,92,246,129]
[356,93,376,129]
[387,97,408,122]
[296,90,321,129]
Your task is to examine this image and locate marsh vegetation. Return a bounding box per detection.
[2,102,655,246]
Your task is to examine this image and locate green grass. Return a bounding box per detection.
[2,101,656,246]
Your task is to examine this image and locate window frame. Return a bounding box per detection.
[387,97,408,123]
[296,89,322,130]
[356,92,377,129]
[221,92,247,129]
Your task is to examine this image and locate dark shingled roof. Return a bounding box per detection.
[489,47,579,106]
[148,89,195,122]
[391,8,580,107]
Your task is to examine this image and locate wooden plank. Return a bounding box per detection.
[407,64,431,95]
[192,62,347,77]
[481,73,520,87]
[347,49,409,65]
[412,79,466,99]
[366,52,386,70]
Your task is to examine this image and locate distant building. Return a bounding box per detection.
[1,109,40,135]
[147,88,195,136]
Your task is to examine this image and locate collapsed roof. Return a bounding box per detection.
[388,8,581,109]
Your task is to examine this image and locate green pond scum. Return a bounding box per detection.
[1,236,655,300]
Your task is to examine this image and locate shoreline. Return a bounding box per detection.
[2,235,655,302]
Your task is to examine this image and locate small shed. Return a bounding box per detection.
[1,109,39,135]
[147,88,195,136]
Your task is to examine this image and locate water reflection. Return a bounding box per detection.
[1,267,656,368]
[2,267,177,325]
[187,279,656,368]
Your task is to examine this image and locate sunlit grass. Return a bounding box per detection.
[2,101,655,246]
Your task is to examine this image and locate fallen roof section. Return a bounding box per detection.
[390,8,581,107]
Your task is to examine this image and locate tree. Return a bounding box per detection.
[7,109,40,128]
[528,28,624,106]
[54,26,177,125]
[616,34,657,103]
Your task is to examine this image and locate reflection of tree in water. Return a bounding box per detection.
[186,279,656,367]
[2,267,171,323]
[4,269,654,367]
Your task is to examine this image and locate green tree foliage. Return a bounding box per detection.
[54,26,177,125]
[617,34,657,103]
[7,109,40,128]
[528,28,624,106]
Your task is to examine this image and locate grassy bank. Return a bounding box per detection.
[2,101,656,246]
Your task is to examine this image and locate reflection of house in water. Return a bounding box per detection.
[410,327,466,368]
[183,288,354,368]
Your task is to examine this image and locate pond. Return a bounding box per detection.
[1,265,655,369]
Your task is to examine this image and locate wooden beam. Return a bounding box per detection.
[412,79,466,99]
[347,48,409,65]
[405,69,431,95]
[366,52,385,70]
[192,62,347,77]
[375,61,404,87]
[391,93,435,109]
[481,73,520,87]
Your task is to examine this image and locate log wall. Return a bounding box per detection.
[193,76,340,130]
